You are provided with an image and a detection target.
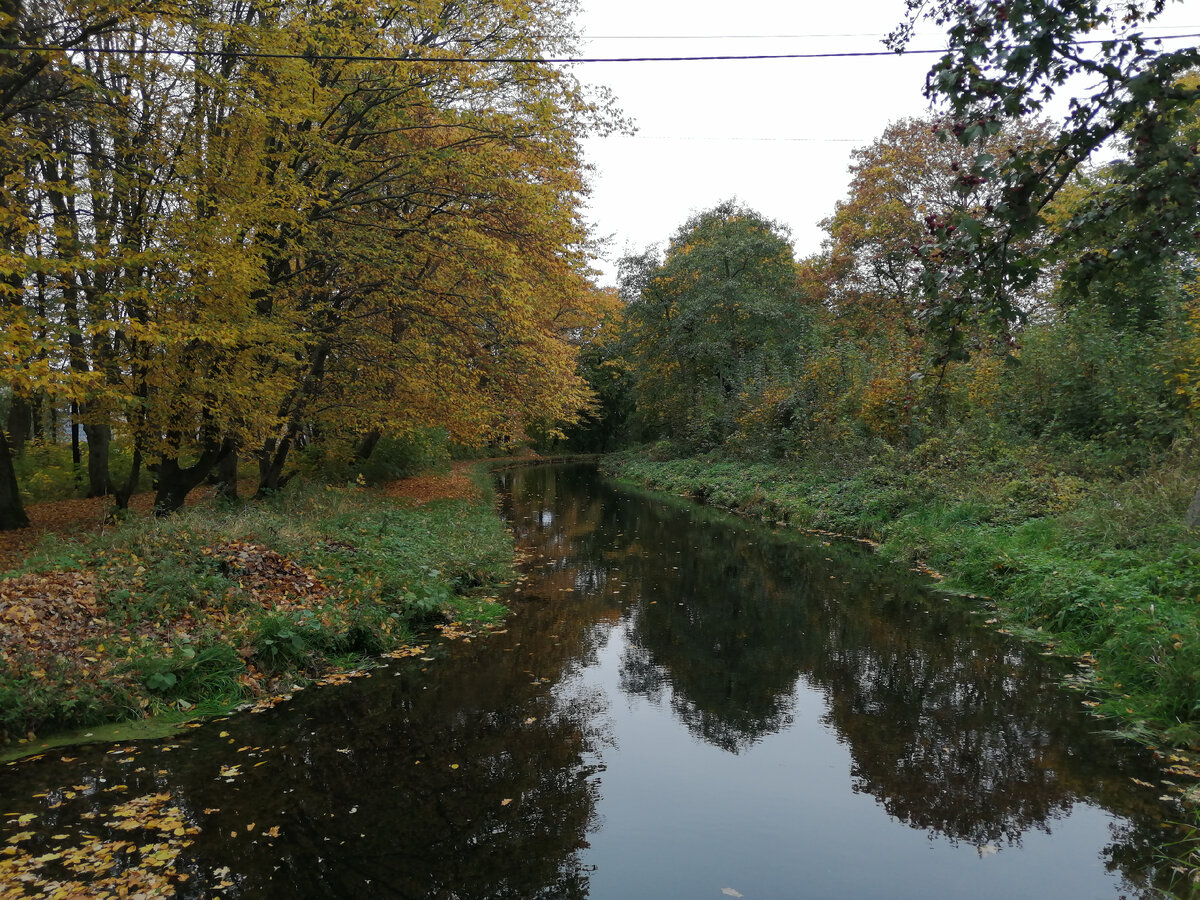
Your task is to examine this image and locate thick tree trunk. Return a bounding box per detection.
[255,431,296,497]
[1187,487,1200,529]
[6,395,31,456]
[214,448,238,502]
[355,429,382,461]
[0,428,29,530]
[83,422,111,497]
[153,438,234,515]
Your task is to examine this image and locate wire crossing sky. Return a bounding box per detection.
[572,0,1200,285]
[7,31,1197,63]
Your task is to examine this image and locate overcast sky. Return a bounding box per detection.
[569,0,1200,285]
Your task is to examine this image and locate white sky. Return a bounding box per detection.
[570,0,1200,285]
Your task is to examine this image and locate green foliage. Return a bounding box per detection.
[248,612,331,675]
[11,442,77,502]
[888,0,1200,348]
[620,201,812,451]
[1005,304,1191,451]
[129,643,244,705]
[0,653,135,745]
[296,429,452,487]
[9,440,149,503]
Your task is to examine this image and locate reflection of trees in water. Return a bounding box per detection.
[524,466,1168,873]
[3,464,1178,899]
[815,600,1077,846]
[0,624,607,900]
[616,564,800,753]
[182,618,607,900]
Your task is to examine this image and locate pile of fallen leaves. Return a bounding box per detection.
[208,541,329,608]
[0,573,106,674]
[382,461,484,506]
[0,539,356,742]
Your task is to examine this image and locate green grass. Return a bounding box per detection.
[0,471,514,748]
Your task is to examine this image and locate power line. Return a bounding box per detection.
[3,32,1197,64]
[622,135,867,143]
[583,32,910,40]
[582,25,1198,40]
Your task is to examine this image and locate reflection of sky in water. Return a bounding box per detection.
[575,621,1131,900]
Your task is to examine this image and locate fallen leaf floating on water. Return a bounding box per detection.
[0,792,201,897]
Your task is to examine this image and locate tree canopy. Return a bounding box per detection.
[0,0,619,526]
[620,201,810,450]
[887,0,1200,354]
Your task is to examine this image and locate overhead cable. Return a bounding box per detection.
[1,32,1197,64]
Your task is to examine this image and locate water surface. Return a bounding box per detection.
[0,463,1186,898]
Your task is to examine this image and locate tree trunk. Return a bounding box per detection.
[214,448,238,502]
[84,422,111,497]
[0,428,29,530]
[255,431,296,497]
[6,395,31,456]
[256,341,331,497]
[1187,487,1200,529]
[70,401,81,489]
[112,446,142,511]
[355,429,382,461]
[153,438,233,515]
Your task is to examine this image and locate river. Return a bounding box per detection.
[0,463,1189,898]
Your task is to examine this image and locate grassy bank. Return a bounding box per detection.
[0,466,514,749]
[602,443,1200,750]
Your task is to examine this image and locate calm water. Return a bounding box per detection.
[0,463,1188,898]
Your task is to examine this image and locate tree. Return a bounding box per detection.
[622,201,810,449]
[888,0,1200,353]
[243,0,615,496]
[824,116,1054,319]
